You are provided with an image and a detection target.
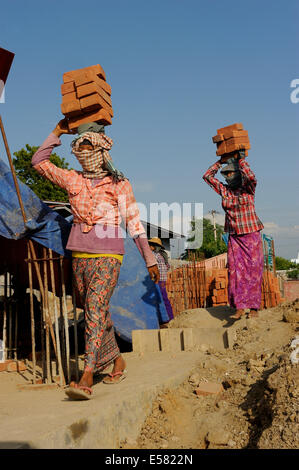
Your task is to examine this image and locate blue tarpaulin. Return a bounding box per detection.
[0,157,166,341]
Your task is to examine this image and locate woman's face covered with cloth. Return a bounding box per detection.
[71,122,125,181]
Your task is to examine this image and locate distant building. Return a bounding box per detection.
[291,252,299,265]
[44,201,186,260]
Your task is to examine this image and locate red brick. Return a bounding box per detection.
[76,81,112,107]
[195,381,224,396]
[61,98,82,117]
[216,137,250,156]
[61,81,75,95]
[212,134,224,143]
[222,129,248,140]
[63,64,106,83]
[67,108,112,131]
[61,91,77,104]
[80,93,114,117]
[217,123,243,136]
[95,76,112,96]
[6,360,26,372]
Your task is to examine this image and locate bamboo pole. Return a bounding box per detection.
[43,248,51,383]
[2,270,7,362]
[271,239,276,276]
[48,249,65,387]
[14,303,18,360]
[60,256,70,384]
[27,243,37,384]
[72,275,79,383]
[29,241,58,357]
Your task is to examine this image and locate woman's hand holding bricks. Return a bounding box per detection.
[53,118,74,137]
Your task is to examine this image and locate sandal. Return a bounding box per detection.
[247,309,259,318]
[103,369,127,384]
[229,309,245,320]
[65,385,92,400]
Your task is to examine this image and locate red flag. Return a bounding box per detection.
[0,47,15,87]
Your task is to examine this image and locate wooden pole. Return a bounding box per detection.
[72,275,79,382]
[60,256,70,384]
[29,241,58,357]
[2,270,7,362]
[27,243,36,384]
[271,239,276,276]
[43,248,51,383]
[48,249,65,387]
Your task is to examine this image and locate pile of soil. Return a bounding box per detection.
[122,302,299,449]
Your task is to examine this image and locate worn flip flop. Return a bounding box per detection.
[65,385,92,400]
[103,369,127,384]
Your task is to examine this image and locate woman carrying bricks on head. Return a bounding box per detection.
[148,237,174,328]
[32,119,159,400]
[203,150,264,320]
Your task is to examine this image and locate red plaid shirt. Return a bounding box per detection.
[203,159,264,235]
[34,160,145,237]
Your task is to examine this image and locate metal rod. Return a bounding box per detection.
[60,256,70,384]
[48,249,65,387]
[27,243,36,384]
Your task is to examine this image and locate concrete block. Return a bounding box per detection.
[132,329,160,353]
[183,328,194,351]
[159,329,183,352]
[193,328,227,350]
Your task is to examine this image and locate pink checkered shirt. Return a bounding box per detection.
[203,159,264,235]
[34,161,145,237]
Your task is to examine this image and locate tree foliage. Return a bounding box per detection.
[182,217,227,260]
[13,144,70,202]
[275,256,297,271]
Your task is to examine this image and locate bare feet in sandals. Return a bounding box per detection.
[230,309,246,320]
[248,309,259,318]
[65,369,94,400]
[103,355,127,384]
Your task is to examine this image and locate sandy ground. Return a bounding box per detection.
[0,299,298,449]
[121,300,299,450]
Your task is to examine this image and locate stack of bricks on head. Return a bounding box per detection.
[61,64,113,133]
[212,122,250,157]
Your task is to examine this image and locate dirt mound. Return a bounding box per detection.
[121,305,299,449]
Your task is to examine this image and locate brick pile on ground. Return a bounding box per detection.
[166,267,284,313]
[212,122,250,157]
[60,64,113,133]
[261,270,285,309]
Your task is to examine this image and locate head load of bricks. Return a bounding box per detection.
[60,64,113,132]
[212,122,250,157]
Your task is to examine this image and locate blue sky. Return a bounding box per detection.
[0,0,298,258]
